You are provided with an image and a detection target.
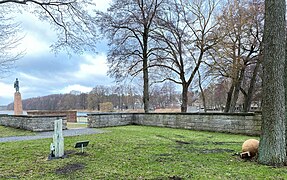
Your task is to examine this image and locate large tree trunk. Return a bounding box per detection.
[285,25,287,157]
[258,0,286,167]
[198,71,207,112]
[224,84,234,112]
[225,43,238,113]
[181,84,188,112]
[143,57,149,113]
[230,67,245,112]
[243,61,260,112]
[143,29,150,113]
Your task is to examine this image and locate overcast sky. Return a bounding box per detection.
[0,1,113,105]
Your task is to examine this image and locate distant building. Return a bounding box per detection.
[70,90,81,95]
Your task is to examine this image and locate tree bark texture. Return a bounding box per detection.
[243,61,260,112]
[258,0,286,166]
[230,67,245,112]
[285,27,287,153]
[224,84,234,112]
[284,26,287,153]
[198,72,207,112]
[143,29,150,113]
[181,84,188,113]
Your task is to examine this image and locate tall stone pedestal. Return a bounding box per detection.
[14,92,23,115]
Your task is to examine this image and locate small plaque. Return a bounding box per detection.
[75,141,89,148]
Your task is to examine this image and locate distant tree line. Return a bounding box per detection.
[7,83,183,111]
[6,79,262,112]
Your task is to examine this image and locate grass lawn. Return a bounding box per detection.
[0,126,36,137]
[66,122,88,129]
[0,125,287,179]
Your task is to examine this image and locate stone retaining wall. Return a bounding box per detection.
[27,110,77,122]
[88,112,261,136]
[88,113,133,128]
[0,114,67,132]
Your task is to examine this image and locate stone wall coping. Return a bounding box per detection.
[0,114,9,116]
[0,114,66,118]
[87,112,258,116]
[0,114,29,117]
[27,115,66,118]
[27,110,77,113]
[87,113,133,116]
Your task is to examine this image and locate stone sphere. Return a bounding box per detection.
[241,139,259,158]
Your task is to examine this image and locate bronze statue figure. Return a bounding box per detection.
[14,78,19,92]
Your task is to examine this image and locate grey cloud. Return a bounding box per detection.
[17,53,81,77]
[0,10,112,105]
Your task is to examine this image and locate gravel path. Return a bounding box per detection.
[0,128,106,143]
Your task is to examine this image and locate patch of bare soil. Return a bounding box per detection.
[200,148,235,154]
[212,141,242,145]
[154,153,173,162]
[169,176,182,180]
[175,140,190,145]
[154,175,183,180]
[156,135,236,154]
[55,163,85,175]
[65,150,77,155]
[75,152,89,156]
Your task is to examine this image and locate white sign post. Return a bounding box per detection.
[53,119,64,158]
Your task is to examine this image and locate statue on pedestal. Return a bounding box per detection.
[13,78,23,115]
[14,78,19,92]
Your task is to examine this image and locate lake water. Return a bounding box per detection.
[0,110,28,115]
[0,111,90,116]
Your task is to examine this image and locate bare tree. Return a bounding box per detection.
[0,15,24,77]
[208,0,263,112]
[241,55,262,112]
[96,0,163,113]
[150,81,178,109]
[152,0,219,112]
[0,0,98,55]
[88,85,108,110]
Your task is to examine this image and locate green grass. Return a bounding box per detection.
[66,122,88,129]
[1,125,287,179]
[0,126,36,137]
